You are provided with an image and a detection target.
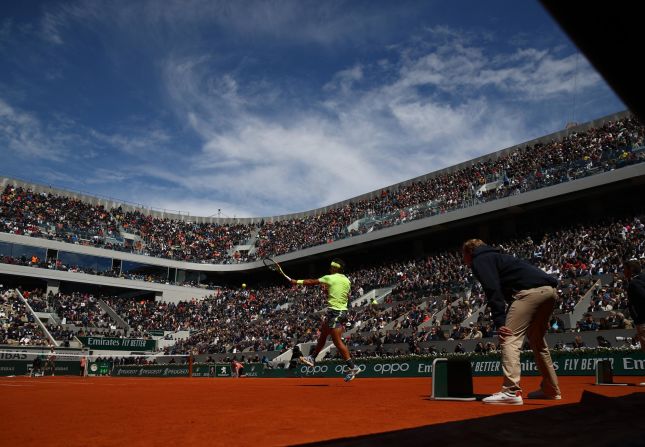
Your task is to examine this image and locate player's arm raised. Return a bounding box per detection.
[291,278,321,286]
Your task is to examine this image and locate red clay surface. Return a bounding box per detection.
[0,375,643,446]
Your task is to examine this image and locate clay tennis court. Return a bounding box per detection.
[1,376,643,446]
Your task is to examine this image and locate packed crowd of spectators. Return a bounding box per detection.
[555,277,596,313]
[110,208,255,263]
[2,117,643,265]
[111,285,327,355]
[2,209,643,354]
[0,287,131,346]
[122,214,639,356]
[574,275,632,332]
[319,214,644,355]
[104,296,220,333]
[0,184,255,264]
[255,117,644,256]
[109,209,642,356]
[0,288,50,345]
[48,292,115,330]
[22,288,48,312]
[45,324,76,345]
[0,186,121,246]
[576,311,631,332]
[587,276,631,313]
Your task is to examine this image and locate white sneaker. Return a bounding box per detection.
[298,355,315,367]
[343,366,361,382]
[527,389,561,400]
[482,391,523,405]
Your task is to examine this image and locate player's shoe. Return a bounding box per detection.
[482,391,523,405]
[299,355,315,367]
[526,389,561,400]
[343,366,361,382]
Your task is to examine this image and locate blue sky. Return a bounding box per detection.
[0,0,625,218]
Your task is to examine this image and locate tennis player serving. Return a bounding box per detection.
[291,258,361,382]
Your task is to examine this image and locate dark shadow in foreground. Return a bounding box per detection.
[294,391,645,447]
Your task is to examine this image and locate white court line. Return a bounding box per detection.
[0,379,92,385]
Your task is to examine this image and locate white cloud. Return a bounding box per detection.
[146,27,610,217]
[0,97,69,161]
[40,11,66,45]
[324,65,364,94]
[1,5,622,218]
[36,0,406,54]
[90,127,172,156]
[82,169,130,185]
[39,169,80,185]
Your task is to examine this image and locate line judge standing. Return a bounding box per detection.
[462,239,561,405]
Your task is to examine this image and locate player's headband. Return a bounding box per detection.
[331,262,341,268]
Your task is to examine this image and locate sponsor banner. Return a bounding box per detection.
[5,350,640,378]
[0,351,32,361]
[112,364,190,377]
[471,351,645,376]
[190,364,231,377]
[191,364,212,378]
[241,363,264,377]
[295,361,419,378]
[0,361,81,376]
[271,351,645,379]
[214,364,231,377]
[192,364,245,377]
[0,350,83,361]
[78,336,156,351]
[108,363,244,377]
[83,352,645,378]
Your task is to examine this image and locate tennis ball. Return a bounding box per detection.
[242,283,247,288]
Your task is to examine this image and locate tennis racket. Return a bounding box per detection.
[262,258,292,281]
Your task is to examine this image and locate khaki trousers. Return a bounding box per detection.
[501,285,560,395]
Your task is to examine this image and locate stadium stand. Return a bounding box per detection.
[1,114,643,266]
[0,288,51,346]
[30,213,628,360]
[0,113,644,362]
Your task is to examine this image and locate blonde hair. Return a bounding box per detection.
[462,239,486,255]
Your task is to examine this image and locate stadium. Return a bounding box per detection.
[1,2,644,447]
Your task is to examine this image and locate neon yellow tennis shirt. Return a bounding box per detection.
[318,273,351,311]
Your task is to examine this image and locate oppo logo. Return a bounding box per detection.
[301,365,329,374]
[373,363,410,374]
